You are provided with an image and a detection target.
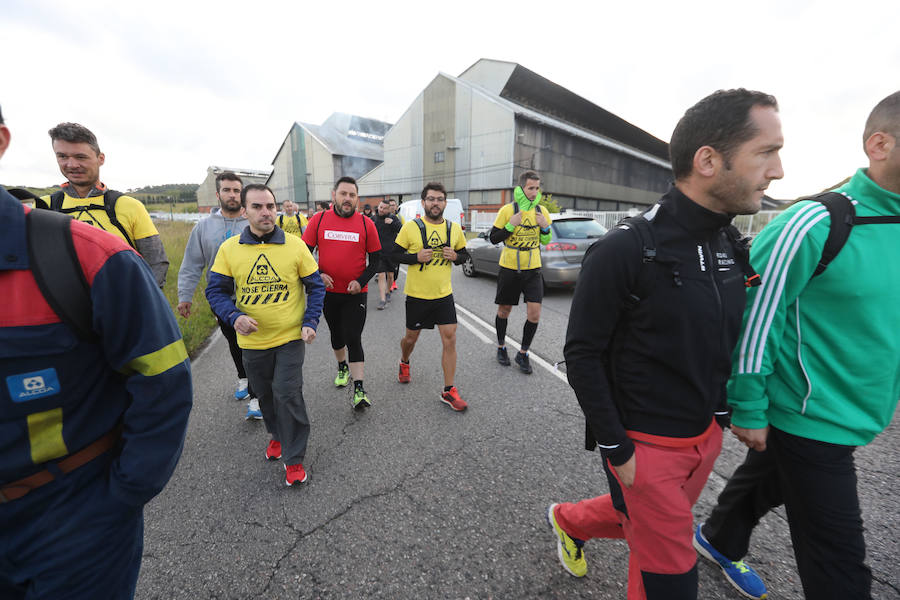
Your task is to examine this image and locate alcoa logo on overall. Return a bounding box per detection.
[6,368,61,402]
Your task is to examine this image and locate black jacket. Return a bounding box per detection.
[564,186,750,466]
[373,212,402,249]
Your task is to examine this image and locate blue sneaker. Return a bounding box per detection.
[235,378,249,400]
[244,397,263,420]
[693,523,768,599]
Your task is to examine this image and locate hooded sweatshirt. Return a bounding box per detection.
[177,208,248,303]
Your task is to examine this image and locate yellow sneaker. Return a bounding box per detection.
[546,503,587,577]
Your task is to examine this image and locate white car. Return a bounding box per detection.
[398,198,465,228]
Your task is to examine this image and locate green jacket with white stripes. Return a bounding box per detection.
[728,168,900,446]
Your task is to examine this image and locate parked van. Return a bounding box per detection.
[398,198,465,229]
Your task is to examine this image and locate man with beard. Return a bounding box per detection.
[693,91,900,600]
[489,170,552,374]
[546,89,783,600]
[43,122,168,287]
[392,183,469,411]
[206,184,324,486]
[178,172,262,418]
[302,177,382,410]
[373,199,402,309]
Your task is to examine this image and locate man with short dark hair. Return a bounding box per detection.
[316,201,330,213]
[178,171,261,417]
[388,198,404,291]
[693,90,900,600]
[206,184,325,486]
[546,89,783,600]
[1,105,192,598]
[373,199,401,309]
[392,183,469,411]
[43,122,168,287]
[489,170,552,374]
[303,177,382,409]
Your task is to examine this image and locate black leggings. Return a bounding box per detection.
[323,291,367,362]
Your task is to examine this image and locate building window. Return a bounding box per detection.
[434,151,444,163]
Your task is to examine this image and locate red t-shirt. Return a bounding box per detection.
[303,209,381,294]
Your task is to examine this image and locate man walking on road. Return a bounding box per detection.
[489,170,552,374]
[43,122,169,287]
[302,177,382,410]
[392,182,470,412]
[277,199,307,237]
[373,199,401,309]
[0,105,193,598]
[693,91,900,600]
[547,89,783,600]
[206,184,325,486]
[177,172,262,418]
[389,198,404,291]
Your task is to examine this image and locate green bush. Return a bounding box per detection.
[157,221,217,357]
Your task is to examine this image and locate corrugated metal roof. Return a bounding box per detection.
[297,112,392,160]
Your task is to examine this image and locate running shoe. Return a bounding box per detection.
[352,387,371,410]
[245,397,263,420]
[440,387,467,411]
[266,439,282,461]
[284,463,308,486]
[515,351,533,374]
[390,281,398,291]
[386,291,392,303]
[546,503,586,577]
[693,523,768,599]
[377,300,386,310]
[496,346,510,366]
[398,360,411,383]
[235,378,249,400]
[334,363,351,387]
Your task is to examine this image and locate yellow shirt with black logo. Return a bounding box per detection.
[210,234,319,350]
[40,191,159,245]
[492,203,551,270]
[395,219,466,300]
[278,213,308,237]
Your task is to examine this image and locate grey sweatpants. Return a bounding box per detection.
[242,339,310,464]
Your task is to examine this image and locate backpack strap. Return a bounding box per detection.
[723,224,761,287]
[26,209,96,342]
[50,190,66,211]
[414,218,428,270]
[615,214,658,310]
[277,214,284,228]
[7,188,50,210]
[812,192,855,278]
[102,190,134,249]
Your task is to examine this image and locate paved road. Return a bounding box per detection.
[137,267,899,599]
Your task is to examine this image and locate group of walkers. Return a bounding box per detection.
[1,85,899,599]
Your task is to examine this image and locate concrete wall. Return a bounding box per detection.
[423,75,456,191]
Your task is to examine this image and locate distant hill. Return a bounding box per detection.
[8,182,200,204]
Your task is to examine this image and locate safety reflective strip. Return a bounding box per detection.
[27,408,68,464]
[124,339,189,377]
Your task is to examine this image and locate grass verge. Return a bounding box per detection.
[157,220,217,357]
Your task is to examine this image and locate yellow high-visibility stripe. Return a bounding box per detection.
[27,408,68,464]
[125,339,188,377]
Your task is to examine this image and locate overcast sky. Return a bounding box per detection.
[2,0,898,200]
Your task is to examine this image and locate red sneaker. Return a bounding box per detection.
[285,463,308,486]
[398,360,411,383]
[391,281,398,291]
[266,439,282,461]
[440,387,467,411]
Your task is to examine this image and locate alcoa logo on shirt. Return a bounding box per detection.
[324,230,360,242]
[6,368,61,402]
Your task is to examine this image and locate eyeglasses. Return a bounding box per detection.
[424,196,445,202]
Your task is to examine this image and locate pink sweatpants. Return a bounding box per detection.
[554,425,722,600]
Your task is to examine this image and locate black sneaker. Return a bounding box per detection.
[496,346,510,366]
[515,351,533,374]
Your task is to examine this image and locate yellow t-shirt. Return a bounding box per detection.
[278,213,308,237]
[395,219,466,300]
[492,203,551,270]
[210,233,319,350]
[41,191,159,245]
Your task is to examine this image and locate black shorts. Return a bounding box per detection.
[495,267,543,305]
[376,255,395,274]
[405,294,457,330]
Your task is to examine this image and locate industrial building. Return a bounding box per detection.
[358,59,672,213]
[266,113,392,213]
[196,166,271,213]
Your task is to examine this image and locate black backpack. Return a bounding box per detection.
[49,189,134,249]
[7,188,95,341]
[413,218,452,271]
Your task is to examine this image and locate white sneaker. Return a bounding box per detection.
[235,378,249,400]
[245,397,263,420]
